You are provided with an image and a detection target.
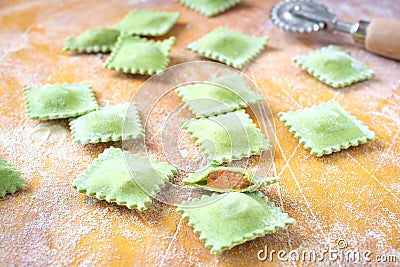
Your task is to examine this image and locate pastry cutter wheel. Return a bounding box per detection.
[270,0,400,60]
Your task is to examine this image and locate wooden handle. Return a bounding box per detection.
[365,19,400,60]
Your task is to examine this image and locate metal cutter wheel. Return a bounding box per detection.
[270,0,400,60]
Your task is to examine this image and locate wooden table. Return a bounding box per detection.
[0,0,399,265]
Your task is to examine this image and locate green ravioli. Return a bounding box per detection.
[72,147,177,211]
[183,109,270,164]
[176,74,263,117]
[187,28,268,69]
[24,83,98,120]
[177,192,296,254]
[115,10,180,36]
[183,165,279,193]
[178,0,242,17]
[70,103,144,144]
[0,157,26,198]
[293,45,375,88]
[104,35,175,75]
[280,100,376,156]
[64,28,120,53]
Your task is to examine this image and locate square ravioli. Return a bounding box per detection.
[293,45,375,88]
[115,10,180,36]
[178,0,241,17]
[0,157,26,198]
[70,103,144,144]
[279,101,376,157]
[176,74,263,117]
[177,192,295,254]
[104,35,175,75]
[187,28,268,69]
[24,83,98,120]
[72,147,177,211]
[183,109,270,164]
[64,28,120,53]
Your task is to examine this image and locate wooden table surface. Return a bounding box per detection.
[0,0,399,266]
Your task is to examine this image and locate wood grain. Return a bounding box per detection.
[0,0,399,266]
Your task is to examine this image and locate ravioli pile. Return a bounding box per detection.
[175,74,296,253]
[23,83,144,144]
[65,8,268,72]
[65,10,179,75]
[20,71,296,254]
